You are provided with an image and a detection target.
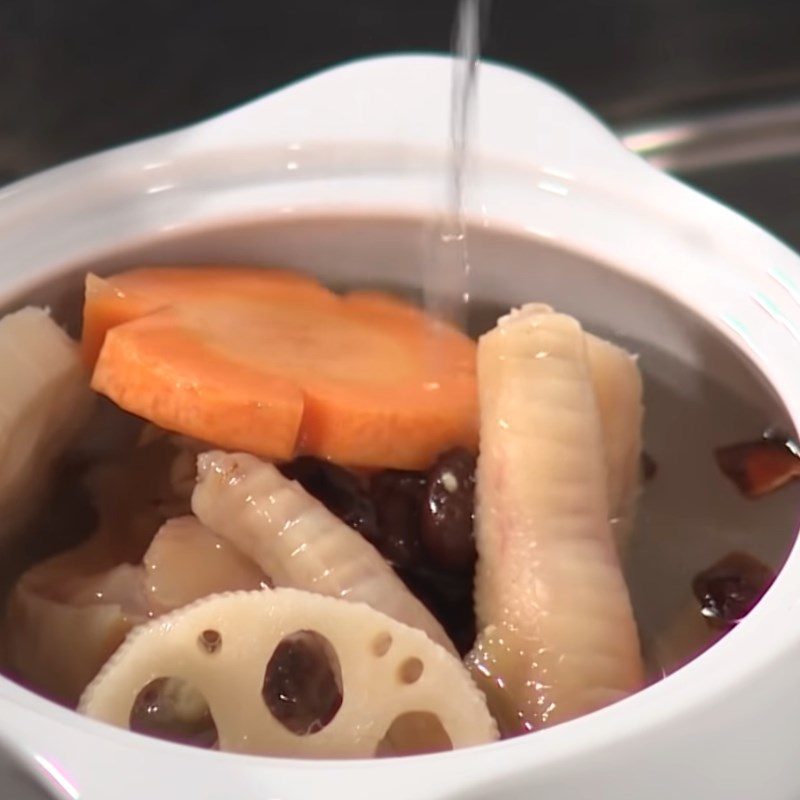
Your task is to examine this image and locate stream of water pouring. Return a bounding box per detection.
[424,0,488,330]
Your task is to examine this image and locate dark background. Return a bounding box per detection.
[2,0,800,176]
[2,0,800,245]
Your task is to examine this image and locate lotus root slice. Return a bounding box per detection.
[79,588,497,758]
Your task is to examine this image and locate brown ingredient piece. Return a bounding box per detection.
[714,437,800,498]
[692,552,775,629]
[641,451,658,482]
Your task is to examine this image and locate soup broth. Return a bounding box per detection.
[0,214,795,750]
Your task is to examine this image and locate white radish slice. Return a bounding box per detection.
[469,304,643,732]
[192,451,456,654]
[79,588,497,758]
[143,516,268,614]
[0,307,93,537]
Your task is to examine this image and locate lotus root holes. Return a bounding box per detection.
[129,677,218,748]
[262,630,343,736]
[372,632,393,657]
[198,629,222,654]
[398,657,424,684]
[375,712,452,757]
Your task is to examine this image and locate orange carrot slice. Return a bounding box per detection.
[84,267,477,469]
[82,268,324,365]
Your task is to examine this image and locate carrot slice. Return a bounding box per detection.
[84,267,477,468]
[82,268,325,366]
[83,275,160,366]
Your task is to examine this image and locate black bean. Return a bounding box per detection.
[421,448,477,571]
[369,470,426,568]
[692,552,775,629]
[262,631,342,736]
[280,457,379,543]
[399,565,476,656]
[282,452,480,653]
[129,677,218,748]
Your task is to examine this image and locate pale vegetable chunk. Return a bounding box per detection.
[6,591,135,707]
[468,305,644,732]
[4,515,269,704]
[0,307,93,537]
[192,451,456,654]
[144,516,268,614]
[80,588,497,758]
[4,535,147,705]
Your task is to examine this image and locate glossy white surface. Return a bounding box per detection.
[0,55,799,800]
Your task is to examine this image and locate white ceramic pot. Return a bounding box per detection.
[1,55,799,800]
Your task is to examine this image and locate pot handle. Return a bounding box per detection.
[178,54,646,180]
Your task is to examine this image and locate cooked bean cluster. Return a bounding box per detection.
[281,448,477,654]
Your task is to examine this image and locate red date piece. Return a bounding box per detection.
[692,552,775,629]
[714,438,800,498]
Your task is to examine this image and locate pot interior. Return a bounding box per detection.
[0,211,796,723]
